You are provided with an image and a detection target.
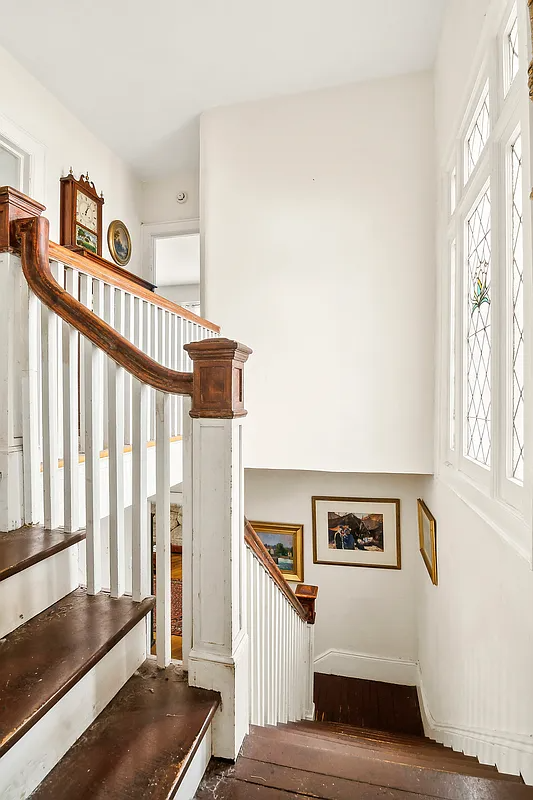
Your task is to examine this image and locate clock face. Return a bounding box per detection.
[76,190,98,233]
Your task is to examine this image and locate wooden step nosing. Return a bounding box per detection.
[169,698,220,798]
[0,593,155,759]
[0,530,86,583]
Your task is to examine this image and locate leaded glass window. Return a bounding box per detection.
[466,87,490,180]
[465,187,491,467]
[507,13,519,90]
[511,134,524,481]
[450,241,456,450]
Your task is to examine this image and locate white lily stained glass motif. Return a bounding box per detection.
[466,188,491,467]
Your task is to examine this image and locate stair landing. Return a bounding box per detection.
[195,723,529,799]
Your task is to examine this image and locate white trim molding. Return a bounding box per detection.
[141,218,199,286]
[418,677,533,784]
[314,649,419,686]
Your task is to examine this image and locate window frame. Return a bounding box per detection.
[439,0,533,556]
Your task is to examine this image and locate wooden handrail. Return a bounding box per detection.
[48,241,220,333]
[244,518,309,622]
[15,216,194,395]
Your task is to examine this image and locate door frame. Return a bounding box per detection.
[0,111,46,201]
[141,219,200,288]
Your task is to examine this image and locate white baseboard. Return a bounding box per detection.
[314,648,419,686]
[0,616,148,799]
[418,676,533,784]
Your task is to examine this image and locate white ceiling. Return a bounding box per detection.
[155,234,200,286]
[0,0,447,179]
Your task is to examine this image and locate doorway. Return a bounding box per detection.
[142,220,201,316]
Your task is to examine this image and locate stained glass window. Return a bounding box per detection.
[450,241,456,450]
[465,188,491,467]
[511,135,524,481]
[507,13,519,90]
[466,87,490,180]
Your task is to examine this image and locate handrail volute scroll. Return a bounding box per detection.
[15,215,194,396]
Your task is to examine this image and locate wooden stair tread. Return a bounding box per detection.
[32,659,219,800]
[0,588,154,758]
[250,725,518,782]
[309,719,443,746]
[0,525,85,582]
[240,727,531,799]
[287,721,485,763]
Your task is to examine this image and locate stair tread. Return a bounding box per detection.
[32,659,219,800]
[0,588,154,758]
[251,725,519,782]
[0,525,85,582]
[289,721,484,761]
[241,727,531,798]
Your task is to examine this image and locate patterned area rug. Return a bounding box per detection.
[153,576,182,637]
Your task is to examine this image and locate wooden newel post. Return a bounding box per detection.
[0,188,45,531]
[183,337,252,760]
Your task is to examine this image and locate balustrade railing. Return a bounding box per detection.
[0,185,317,762]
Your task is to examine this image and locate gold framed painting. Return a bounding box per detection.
[312,496,401,569]
[250,521,304,583]
[107,219,132,266]
[417,499,437,585]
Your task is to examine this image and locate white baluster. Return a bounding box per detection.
[123,293,133,447]
[22,285,41,524]
[156,390,171,667]
[132,297,149,602]
[147,302,156,441]
[41,260,60,530]
[181,394,193,669]
[80,274,102,594]
[62,267,80,533]
[105,285,125,598]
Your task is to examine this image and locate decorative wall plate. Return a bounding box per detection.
[107,219,132,266]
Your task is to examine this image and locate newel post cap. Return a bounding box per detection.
[184,337,253,419]
[0,187,46,253]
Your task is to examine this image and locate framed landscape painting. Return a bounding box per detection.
[250,521,304,583]
[312,496,401,570]
[417,499,437,585]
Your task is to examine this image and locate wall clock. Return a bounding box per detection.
[60,169,104,256]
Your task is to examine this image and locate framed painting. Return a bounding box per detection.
[417,499,437,585]
[250,521,304,583]
[312,496,401,570]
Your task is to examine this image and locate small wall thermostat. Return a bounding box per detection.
[176,191,188,204]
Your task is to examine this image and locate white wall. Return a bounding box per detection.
[245,469,424,683]
[202,72,436,474]
[141,171,199,224]
[0,45,143,272]
[418,0,533,779]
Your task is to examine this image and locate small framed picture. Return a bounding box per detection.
[250,521,304,582]
[312,496,401,570]
[417,499,437,585]
[107,219,132,266]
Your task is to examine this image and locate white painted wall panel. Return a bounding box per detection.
[201,72,436,474]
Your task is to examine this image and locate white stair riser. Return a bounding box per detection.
[175,725,212,800]
[0,615,148,800]
[0,545,79,638]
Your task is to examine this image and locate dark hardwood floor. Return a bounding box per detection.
[195,723,528,799]
[314,672,424,736]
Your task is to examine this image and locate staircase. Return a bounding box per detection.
[196,722,531,798]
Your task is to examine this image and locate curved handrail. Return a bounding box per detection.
[244,518,308,622]
[15,216,194,395]
[48,240,220,333]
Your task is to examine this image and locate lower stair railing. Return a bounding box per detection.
[245,520,318,726]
